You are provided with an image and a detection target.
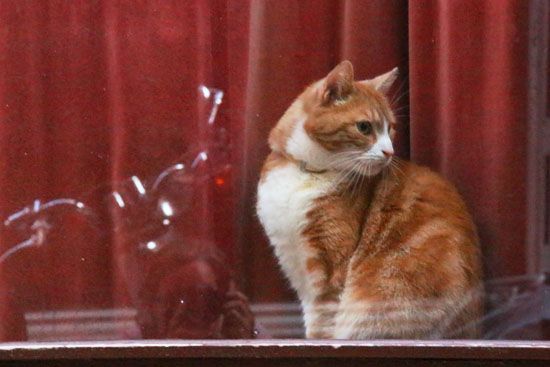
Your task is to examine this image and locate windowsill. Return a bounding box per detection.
[0,339,549,361]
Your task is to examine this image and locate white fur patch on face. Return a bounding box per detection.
[359,120,394,176]
[286,117,333,171]
[371,120,394,158]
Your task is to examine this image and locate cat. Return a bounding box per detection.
[256,61,483,339]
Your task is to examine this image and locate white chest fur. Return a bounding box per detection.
[256,163,334,303]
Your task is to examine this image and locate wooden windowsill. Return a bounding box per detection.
[0,339,549,362]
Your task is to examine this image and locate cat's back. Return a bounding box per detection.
[400,162,479,240]
[365,161,481,286]
[376,161,477,227]
[335,161,483,339]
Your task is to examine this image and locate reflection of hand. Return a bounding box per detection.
[221,284,255,339]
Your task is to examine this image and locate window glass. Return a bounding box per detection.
[0,0,548,343]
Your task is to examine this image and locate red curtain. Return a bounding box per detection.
[0,0,249,341]
[0,0,536,341]
[409,0,531,279]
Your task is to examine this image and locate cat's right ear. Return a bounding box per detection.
[319,60,354,105]
[360,67,399,94]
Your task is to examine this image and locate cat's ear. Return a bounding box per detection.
[320,60,354,105]
[361,67,399,94]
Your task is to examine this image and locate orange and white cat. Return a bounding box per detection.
[256,61,483,339]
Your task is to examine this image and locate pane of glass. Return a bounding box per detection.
[0,0,548,344]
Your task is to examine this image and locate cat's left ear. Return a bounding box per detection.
[320,60,355,105]
[360,67,399,94]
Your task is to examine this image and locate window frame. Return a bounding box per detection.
[1,4,549,367]
[0,340,549,366]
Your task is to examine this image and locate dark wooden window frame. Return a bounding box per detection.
[528,0,549,274]
[0,340,549,366]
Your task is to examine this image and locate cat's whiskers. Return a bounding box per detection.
[390,164,404,180]
[330,161,359,193]
[327,152,364,188]
[340,160,366,195]
[342,161,363,194]
[388,157,405,179]
[358,161,369,198]
[395,160,406,176]
[329,164,358,192]
[327,157,360,171]
[327,151,363,167]
[391,104,410,114]
[389,79,409,108]
[349,162,364,198]
[390,101,410,123]
[391,91,409,110]
[389,74,408,104]
[349,161,369,198]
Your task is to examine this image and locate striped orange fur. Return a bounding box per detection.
[256,61,483,339]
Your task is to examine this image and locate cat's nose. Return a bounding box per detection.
[382,149,394,158]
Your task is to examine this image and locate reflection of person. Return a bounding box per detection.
[136,240,255,339]
[121,163,255,339]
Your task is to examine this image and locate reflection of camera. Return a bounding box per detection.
[169,284,226,327]
[136,242,231,339]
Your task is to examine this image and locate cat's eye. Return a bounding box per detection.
[356,120,373,135]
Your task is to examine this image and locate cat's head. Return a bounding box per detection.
[269,60,398,177]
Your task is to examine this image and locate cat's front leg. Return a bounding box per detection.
[305,265,348,338]
[300,253,346,338]
[302,298,339,338]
